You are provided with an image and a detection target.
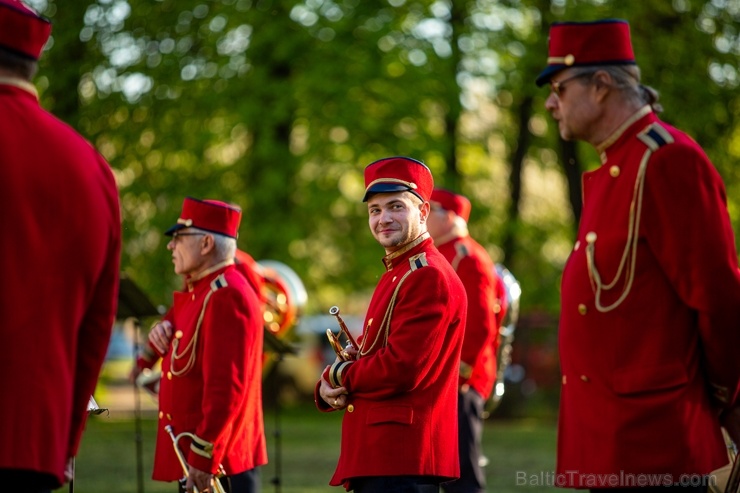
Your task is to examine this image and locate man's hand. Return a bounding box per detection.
[185,465,215,493]
[148,320,174,354]
[344,344,358,360]
[319,367,348,409]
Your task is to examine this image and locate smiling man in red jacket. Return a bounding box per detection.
[316,157,467,493]
[0,2,121,492]
[538,19,740,491]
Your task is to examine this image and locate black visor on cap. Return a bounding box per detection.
[164,223,187,236]
[363,183,424,202]
[535,64,566,87]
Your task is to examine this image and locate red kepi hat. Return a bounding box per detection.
[165,197,242,239]
[363,156,433,203]
[535,19,636,86]
[430,188,471,222]
[0,0,51,60]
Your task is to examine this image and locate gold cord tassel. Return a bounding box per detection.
[586,148,652,313]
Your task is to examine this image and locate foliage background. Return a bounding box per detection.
[26,0,740,413]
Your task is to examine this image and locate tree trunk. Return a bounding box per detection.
[502,95,533,264]
[442,0,466,190]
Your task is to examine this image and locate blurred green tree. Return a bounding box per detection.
[28,0,740,330]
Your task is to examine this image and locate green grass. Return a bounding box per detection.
[65,402,559,493]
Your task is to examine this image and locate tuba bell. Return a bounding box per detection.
[485,263,522,415]
[256,259,307,372]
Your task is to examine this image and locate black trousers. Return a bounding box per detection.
[442,389,486,493]
[0,469,58,493]
[178,467,260,493]
[351,475,441,493]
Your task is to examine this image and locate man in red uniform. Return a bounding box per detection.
[0,2,121,492]
[537,19,740,491]
[316,157,467,493]
[135,197,267,493]
[427,189,507,493]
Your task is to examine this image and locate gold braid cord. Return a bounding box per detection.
[359,270,413,358]
[170,275,227,376]
[359,253,427,358]
[586,123,674,313]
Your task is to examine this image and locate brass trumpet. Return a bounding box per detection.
[326,305,358,361]
[164,424,227,493]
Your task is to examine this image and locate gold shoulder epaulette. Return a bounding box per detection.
[210,274,228,291]
[451,241,470,271]
[409,253,428,271]
[637,123,674,151]
[454,241,470,258]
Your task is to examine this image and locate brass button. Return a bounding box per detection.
[158,411,163,419]
[609,165,620,177]
[564,54,575,66]
[175,330,183,339]
[580,375,589,382]
[167,371,172,380]
[562,375,567,385]
[166,413,172,420]
[578,304,587,315]
[347,404,355,413]
[586,232,597,244]
[573,240,580,251]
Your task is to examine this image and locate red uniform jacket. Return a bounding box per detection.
[138,264,267,481]
[316,234,466,488]
[435,233,506,400]
[558,107,740,487]
[0,82,121,486]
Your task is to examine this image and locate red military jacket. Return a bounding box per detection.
[557,107,740,487]
[316,233,466,488]
[1,82,121,487]
[139,263,267,481]
[435,233,506,400]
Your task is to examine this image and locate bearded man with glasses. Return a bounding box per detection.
[537,19,740,493]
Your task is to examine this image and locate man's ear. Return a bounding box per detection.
[592,70,613,101]
[200,234,216,254]
[419,201,431,224]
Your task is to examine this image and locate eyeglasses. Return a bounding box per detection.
[171,231,205,241]
[550,72,592,98]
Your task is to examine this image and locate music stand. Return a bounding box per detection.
[118,274,160,493]
[262,330,298,493]
[69,397,109,493]
[118,274,161,320]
